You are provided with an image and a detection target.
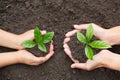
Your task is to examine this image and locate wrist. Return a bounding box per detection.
[100,50,120,71]
[97,50,113,68]
[103,29,118,45]
[15,50,24,63]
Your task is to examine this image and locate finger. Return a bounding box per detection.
[71,62,97,71]
[34,50,54,64]
[74,23,102,31]
[49,41,54,51]
[43,41,54,61]
[41,30,47,35]
[74,24,89,30]
[74,23,106,39]
[35,41,54,64]
[65,30,79,37]
[42,41,54,62]
[64,48,79,63]
[22,29,46,40]
[71,63,94,71]
[32,57,46,65]
[22,30,34,40]
[63,44,70,49]
[71,63,87,69]
[40,51,54,64]
[26,29,47,35]
[63,38,70,44]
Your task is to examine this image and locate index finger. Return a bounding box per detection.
[39,41,54,64]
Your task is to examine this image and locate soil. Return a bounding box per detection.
[0,0,120,80]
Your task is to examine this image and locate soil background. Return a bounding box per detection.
[0,0,120,80]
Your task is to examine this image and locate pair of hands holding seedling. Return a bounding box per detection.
[0,29,54,67]
[64,23,120,71]
[1,23,120,71]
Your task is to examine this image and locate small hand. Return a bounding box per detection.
[17,41,54,65]
[17,29,46,49]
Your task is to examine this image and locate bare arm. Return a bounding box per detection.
[0,29,46,49]
[64,23,120,71]
[0,51,20,67]
[66,23,120,45]
[106,26,120,45]
[0,41,54,67]
[0,29,21,49]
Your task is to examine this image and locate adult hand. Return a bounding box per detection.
[0,29,46,49]
[17,41,54,65]
[71,50,120,71]
[65,23,119,45]
[63,23,108,63]
[64,23,120,71]
[17,29,46,49]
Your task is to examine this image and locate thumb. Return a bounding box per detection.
[21,30,47,40]
[74,24,88,30]
[34,57,46,63]
[71,63,87,70]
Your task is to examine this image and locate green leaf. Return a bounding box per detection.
[38,43,47,52]
[34,27,42,43]
[77,32,87,44]
[86,24,94,41]
[85,45,94,60]
[89,40,111,49]
[22,40,36,48]
[43,32,54,43]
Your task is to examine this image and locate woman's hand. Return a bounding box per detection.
[17,29,46,49]
[0,29,46,49]
[65,23,120,45]
[64,23,120,71]
[71,50,120,71]
[17,41,54,65]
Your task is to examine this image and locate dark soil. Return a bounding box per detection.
[0,0,120,80]
[69,33,101,63]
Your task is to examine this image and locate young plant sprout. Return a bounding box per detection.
[77,24,111,60]
[22,27,54,52]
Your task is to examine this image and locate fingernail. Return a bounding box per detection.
[65,33,69,37]
[43,30,47,33]
[71,64,75,68]
[64,38,70,44]
[74,25,78,28]
[63,44,67,48]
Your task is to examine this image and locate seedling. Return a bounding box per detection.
[77,24,111,60]
[22,27,54,52]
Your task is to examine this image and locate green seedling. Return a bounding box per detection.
[22,27,54,52]
[77,24,111,60]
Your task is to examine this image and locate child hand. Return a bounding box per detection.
[17,41,54,65]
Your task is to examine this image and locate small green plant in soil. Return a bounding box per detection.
[77,24,111,60]
[22,27,54,52]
